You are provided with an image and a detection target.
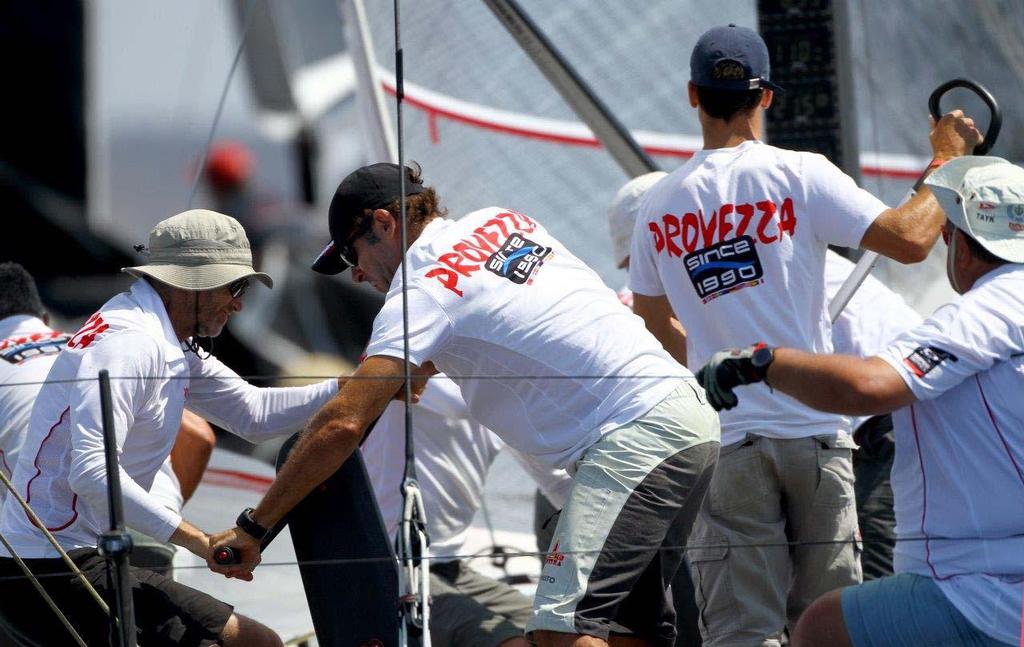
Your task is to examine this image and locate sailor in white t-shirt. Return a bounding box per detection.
[363,375,572,646]
[699,156,1024,646]
[629,25,980,646]
[214,162,720,647]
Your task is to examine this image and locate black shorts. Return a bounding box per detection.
[0,547,233,646]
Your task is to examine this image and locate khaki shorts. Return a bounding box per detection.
[689,434,861,646]
[527,382,720,646]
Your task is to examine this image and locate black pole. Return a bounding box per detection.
[98,370,137,647]
[481,0,657,177]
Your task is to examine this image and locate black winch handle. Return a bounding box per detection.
[928,78,1001,155]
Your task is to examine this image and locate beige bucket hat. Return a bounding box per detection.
[123,209,273,290]
[926,156,1024,264]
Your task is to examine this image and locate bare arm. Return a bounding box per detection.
[208,355,421,577]
[633,293,688,366]
[767,348,916,416]
[860,110,981,263]
[170,410,216,503]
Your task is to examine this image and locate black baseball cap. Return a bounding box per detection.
[690,24,783,93]
[311,162,425,275]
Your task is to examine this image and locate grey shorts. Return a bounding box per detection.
[430,560,532,646]
[527,382,720,645]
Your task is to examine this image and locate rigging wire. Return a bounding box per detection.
[392,0,431,643]
[185,0,258,209]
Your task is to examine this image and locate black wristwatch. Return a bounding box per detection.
[750,344,775,380]
[236,507,269,541]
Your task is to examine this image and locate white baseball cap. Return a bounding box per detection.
[925,156,1024,263]
[608,171,667,268]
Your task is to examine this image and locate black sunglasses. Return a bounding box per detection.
[336,218,375,270]
[336,241,358,270]
[228,278,250,299]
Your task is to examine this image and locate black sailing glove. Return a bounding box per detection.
[695,343,774,411]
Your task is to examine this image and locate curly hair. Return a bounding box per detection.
[348,162,447,238]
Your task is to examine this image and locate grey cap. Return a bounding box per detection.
[123,209,273,290]
[925,157,1024,264]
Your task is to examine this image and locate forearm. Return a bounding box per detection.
[864,188,943,264]
[70,458,182,542]
[195,378,340,443]
[170,518,210,558]
[767,349,911,416]
[251,400,364,528]
[171,410,216,503]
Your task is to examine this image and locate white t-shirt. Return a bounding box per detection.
[361,376,572,561]
[0,279,338,558]
[630,140,887,445]
[878,263,1024,645]
[0,316,69,507]
[824,251,922,429]
[365,208,696,470]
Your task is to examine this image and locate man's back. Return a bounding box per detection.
[631,140,886,443]
[365,207,692,469]
[0,316,67,495]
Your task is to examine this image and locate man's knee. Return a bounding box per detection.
[219,612,283,647]
[791,589,851,647]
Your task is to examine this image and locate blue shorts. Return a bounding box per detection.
[841,573,1012,646]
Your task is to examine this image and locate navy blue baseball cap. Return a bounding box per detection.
[311,162,425,275]
[690,24,783,93]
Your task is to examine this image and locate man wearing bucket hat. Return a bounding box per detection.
[628,23,982,645]
[211,162,721,647]
[0,209,340,646]
[696,156,1024,646]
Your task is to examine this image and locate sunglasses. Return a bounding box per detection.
[336,241,358,271]
[335,218,375,270]
[228,278,250,299]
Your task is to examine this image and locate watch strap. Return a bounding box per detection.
[236,507,268,541]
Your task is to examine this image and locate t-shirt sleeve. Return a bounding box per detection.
[801,153,888,249]
[878,295,1021,401]
[364,286,453,366]
[628,193,666,296]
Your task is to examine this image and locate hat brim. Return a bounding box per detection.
[925,157,1010,235]
[311,240,348,275]
[122,263,273,290]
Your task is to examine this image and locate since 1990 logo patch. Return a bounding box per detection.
[485,233,552,285]
[903,345,958,378]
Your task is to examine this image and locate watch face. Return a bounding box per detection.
[752,346,774,369]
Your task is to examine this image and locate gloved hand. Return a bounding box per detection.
[695,343,773,411]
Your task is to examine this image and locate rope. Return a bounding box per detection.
[0,531,994,576]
